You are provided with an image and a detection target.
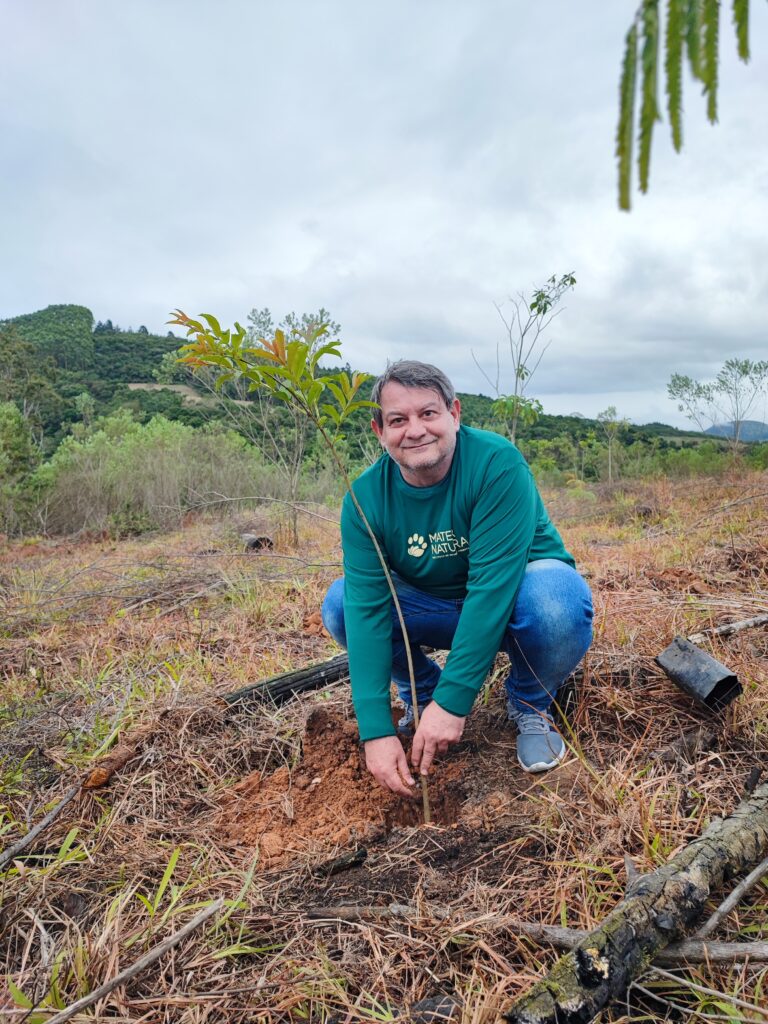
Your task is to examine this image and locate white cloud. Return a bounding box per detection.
[1,0,766,428]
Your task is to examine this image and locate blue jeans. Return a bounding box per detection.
[321,559,593,717]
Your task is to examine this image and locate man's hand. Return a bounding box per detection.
[411,702,465,776]
[364,736,416,797]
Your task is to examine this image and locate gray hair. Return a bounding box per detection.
[370,360,456,427]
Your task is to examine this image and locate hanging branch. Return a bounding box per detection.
[638,0,662,192]
[617,0,753,209]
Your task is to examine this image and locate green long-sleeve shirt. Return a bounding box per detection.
[341,426,575,741]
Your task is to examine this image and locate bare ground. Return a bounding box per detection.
[1,474,767,1022]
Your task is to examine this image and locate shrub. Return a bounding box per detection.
[30,413,298,535]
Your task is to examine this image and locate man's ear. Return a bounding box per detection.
[451,398,461,424]
[371,418,384,441]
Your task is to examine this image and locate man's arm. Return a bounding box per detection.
[341,492,423,795]
[340,491,399,741]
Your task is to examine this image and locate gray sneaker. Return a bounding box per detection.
[507,704,566,773]
[397,703,428,738]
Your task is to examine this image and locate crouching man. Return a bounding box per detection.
[321,360,593,797]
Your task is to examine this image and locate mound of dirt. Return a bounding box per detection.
[215,707,472,868]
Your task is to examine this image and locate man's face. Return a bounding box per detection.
[371,381,461,487]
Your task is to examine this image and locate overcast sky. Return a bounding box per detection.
[2,1,767,426]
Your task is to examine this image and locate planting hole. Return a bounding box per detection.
[215,707,465,867]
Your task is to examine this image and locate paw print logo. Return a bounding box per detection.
[407,534,428,557]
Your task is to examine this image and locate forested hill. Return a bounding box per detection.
[2,302,705,454]
[3,303,181,380]
[1,303,192,446]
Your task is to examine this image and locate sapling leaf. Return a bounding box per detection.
[347,400,379,412]
[56,828,79,862]
[290,341,310,381]
[134,892,155,914]
[200,313,224,337]
[307,381,324,408]
[325,380,345,407]
[321,404,342,424]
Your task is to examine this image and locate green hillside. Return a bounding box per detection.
[2,301,762,495]
[4,303,94,370]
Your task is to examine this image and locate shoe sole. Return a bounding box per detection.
[516,738,566,774]
[517,752,564,773]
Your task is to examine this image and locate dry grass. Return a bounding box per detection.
[1,474,767,1022]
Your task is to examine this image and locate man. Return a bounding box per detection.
[321,360,592,797]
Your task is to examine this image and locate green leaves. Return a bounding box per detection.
[732,0,749,60]
[665,0,685,151]
[618,0,752,210]
[639,0,662,193]
[529,273,577,317]
[491,395,543,433]
[168,311,375,442]
[685,0,703,79]
[701,0,721,122]
[617,23,639,212]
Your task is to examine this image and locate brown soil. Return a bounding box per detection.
[212,700,600,881]
[215,707,474,867]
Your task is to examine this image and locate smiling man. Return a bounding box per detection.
[321,360,593,797]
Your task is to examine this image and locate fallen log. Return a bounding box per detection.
[223,653,349,708]
[502,781,768,1024]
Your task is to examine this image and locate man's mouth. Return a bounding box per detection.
[402,440,435,451]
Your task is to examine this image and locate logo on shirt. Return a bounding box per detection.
[407,534,428,557]
[429,529,469,558]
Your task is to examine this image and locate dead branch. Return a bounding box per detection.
[688,612,768,645]
[501,781,768,1024]
[305,906,768,964]
[310,846,368,877]
[695,851,768,939]
[82,724,155,789]
[0,785,80,871]
[40,898,224,1024]
[648,966,768,1020]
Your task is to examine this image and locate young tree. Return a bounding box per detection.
[156,307,342,545]
[667,358,768,454]
[168,310,433,822]
[473,272,576,446]
[617,0,755,210]
[597,406,629,484]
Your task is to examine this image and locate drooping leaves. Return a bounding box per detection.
[617,22,639,211]
[702,0,721,122]
[732,0,750,60]
[685,0,704,79]
[617,0,755,209]
[665,0,685,151]
[638,0,662,192]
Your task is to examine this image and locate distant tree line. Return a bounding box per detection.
[1,303,766,539]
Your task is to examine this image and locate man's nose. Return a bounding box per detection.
[404,417,426,437]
